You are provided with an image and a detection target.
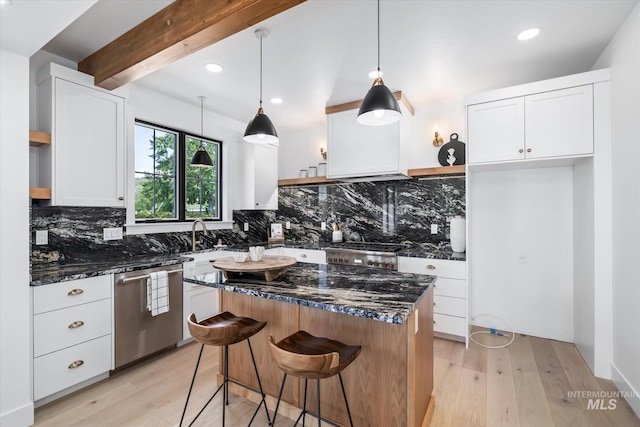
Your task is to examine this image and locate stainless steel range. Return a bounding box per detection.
[325,242,403,270]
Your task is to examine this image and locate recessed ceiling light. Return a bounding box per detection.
[368,70,383,79]
[205,63,223,73]
[0,0,13,6]
[517,28,540,41]
[270,97,283,104]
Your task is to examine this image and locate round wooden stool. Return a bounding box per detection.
[268,330,361,427]
[180,311,272,427]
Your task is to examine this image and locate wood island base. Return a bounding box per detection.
[217,289,434,426]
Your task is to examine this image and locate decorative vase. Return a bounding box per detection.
[449,216,466,252]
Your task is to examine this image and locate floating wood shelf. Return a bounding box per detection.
[407,165,465,177]
[29,130,51,147]
[278,176,336,186]
[29,187,51,200]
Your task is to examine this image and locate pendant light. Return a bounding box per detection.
[244,29,279,145]
[190,96,213,168]
[357,0,401,126]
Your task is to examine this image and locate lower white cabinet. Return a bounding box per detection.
[282,248,326,264]
[398,257,467,343]
[32,275,112,401]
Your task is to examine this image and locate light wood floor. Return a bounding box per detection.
[35,334,640,427]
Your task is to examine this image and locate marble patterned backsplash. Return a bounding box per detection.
[30,177,464,266]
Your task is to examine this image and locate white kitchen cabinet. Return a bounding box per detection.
[239,142,278,210]
[467,84,593,165]
[326,96,412,179]
[398,257,467,344]
[36,63,126,207]
[32,275,112,401]
[282,248,326,264]
[182,252,230,340]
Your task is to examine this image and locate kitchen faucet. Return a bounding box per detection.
[191,219,209,252]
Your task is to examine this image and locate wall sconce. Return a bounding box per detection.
[433,126,444,147]
[320,146,327,160]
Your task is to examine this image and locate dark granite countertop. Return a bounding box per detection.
[30,254,188,286]
[184,263,435,325]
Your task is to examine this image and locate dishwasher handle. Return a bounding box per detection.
[117,269,183,284]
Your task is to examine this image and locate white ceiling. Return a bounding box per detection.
[36,0,640,131]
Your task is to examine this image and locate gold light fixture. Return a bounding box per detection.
[320,146,327,160]
[433,126,443,147]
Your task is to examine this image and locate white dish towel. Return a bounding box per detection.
[146,271,169,316]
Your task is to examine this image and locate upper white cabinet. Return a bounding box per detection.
[239,142,278,210]
[36,63,126,207]
[325,94,413,179]
[467,84,594,165]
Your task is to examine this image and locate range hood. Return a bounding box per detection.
[325,92,413,181]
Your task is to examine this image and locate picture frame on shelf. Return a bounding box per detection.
[268,223,285,244]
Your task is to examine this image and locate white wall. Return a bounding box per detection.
[468,166,575,342]
[593,1,640,415]
[0,48,33,426]
[277,98,467,179]
[125,84,246,229]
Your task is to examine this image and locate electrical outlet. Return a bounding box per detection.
[431,224,438,234]
[243,222,249,232]
[321,222,327,231]
[285,221,291,230]
[35,230,48,245]
[103,227,123,241]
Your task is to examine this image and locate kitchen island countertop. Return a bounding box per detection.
[185,262,436,324]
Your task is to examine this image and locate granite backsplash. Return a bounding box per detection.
[31,177,464,266]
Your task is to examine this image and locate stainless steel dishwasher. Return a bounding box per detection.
[114,264,183,368]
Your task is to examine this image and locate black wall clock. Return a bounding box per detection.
[438,133,466,166]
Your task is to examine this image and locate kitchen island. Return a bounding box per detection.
[185,263,435,426]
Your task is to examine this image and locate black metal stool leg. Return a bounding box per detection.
[272,373,287,426]
[316,379,321,427]
[302,379,308,426]
[222,346,229,426]
[338,373,354,427]
[246,338,272,426]
[180,344,205,427]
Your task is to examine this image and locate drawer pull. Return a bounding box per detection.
[519,148,524,153]
[68,360,84,369]
[426,265,436,270]
[527,148,532,153]
[301,254,307,258]
[67,288,84,296]
[68,321,85,329]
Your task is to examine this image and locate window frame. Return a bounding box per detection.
[134,119,223,223]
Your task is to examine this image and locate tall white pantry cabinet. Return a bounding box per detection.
[465,69,612,378]
[35,63,127,207]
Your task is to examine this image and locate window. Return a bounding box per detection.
[134,121,222,222]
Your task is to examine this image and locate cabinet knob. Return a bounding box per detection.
[256,203,259,206]
[68,360,84,369]
[301,254,307,258]
[118,196,124,201]
[68,320,85,329]
[426,264,436,270]
[519,148,524,153]
[67,288,84,296]
[527,148,532,153]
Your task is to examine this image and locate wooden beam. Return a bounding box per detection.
[78,0,306,90]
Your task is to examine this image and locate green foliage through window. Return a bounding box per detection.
[134,121,221,222]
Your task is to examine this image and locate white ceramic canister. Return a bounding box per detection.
[449,216,466,252]
[299,169,308,178]
[317,162,327,176]
[308,166,317,177]
[332,230,343,242]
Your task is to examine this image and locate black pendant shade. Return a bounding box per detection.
[190,146,213,168]
[190,95,214,168]
[244,107,278,145]
[357,77,402,126]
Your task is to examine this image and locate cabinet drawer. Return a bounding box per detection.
[433,278,466,298]
[282,248,326,264]
[433,313,467,337]
[34,335,111,400]
[433,295,466,317]
[34,275,111,314]
[34,299,111,357]
[398,257,466,279]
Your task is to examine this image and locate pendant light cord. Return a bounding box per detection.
[377,0,380,73]
[200,97,204,136]
[259,34,263,109]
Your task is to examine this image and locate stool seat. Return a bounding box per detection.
[188,311,266,347]
[269,330,361,379]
